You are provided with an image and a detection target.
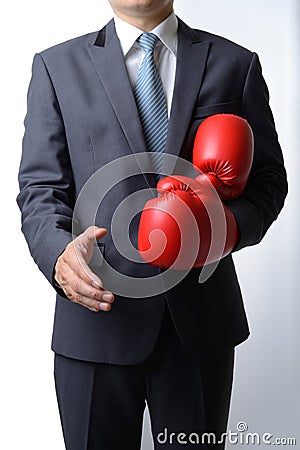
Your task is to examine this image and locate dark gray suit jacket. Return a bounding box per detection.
[17,18,287,363]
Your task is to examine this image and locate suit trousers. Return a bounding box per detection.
[54,305,234,450]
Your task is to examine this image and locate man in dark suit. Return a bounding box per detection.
[17,0,287,448]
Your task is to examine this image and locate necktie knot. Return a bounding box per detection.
[137,33,159,53]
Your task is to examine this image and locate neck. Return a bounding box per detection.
[113,9,173,32]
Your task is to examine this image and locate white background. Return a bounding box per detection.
[1,0,299,449]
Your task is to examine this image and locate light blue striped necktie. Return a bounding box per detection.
[134,33,169,181]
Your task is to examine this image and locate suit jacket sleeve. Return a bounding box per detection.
[226,52,288,251]
[17,53,74,294]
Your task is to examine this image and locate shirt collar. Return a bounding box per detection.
[114,11,178,57]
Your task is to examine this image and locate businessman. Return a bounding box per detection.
[17,0,287,449]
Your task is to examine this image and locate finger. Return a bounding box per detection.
[64,285,112,312]
[74,254,104,289]
[56,261,114,302]
[71,276,114,304]
[62,241,104,288]
[57,246,115,302]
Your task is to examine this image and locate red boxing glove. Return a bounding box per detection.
[138,114,253,269]
[138,176,239,269]
[193,114,254,200]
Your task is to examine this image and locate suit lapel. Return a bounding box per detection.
[87,20,147,156]
[162,19,211,176]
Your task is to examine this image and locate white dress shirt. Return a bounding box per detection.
[114,12,178,117]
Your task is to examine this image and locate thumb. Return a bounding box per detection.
[93,226,107,240]
[83,226,107,243]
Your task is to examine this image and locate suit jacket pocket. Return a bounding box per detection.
[192,101,238,119]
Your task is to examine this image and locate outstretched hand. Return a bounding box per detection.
[54,226,114,312]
